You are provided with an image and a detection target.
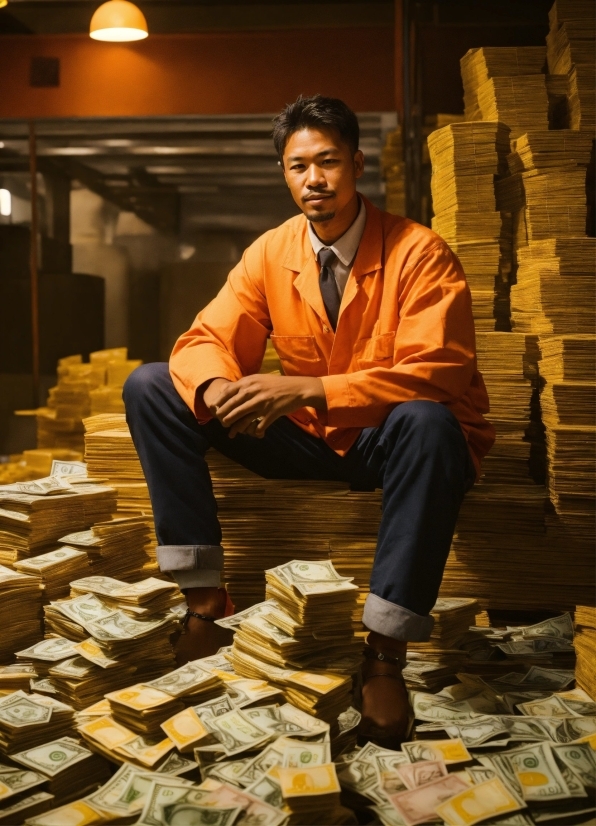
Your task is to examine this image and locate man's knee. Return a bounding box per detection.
[123,362,172,410]
[384,401,463,448]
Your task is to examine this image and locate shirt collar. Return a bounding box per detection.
[307,196,367,267]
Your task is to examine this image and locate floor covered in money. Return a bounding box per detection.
[0,556,594,826]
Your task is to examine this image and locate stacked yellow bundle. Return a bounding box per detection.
[428,122,511,330]
[35,349,141,453]
[83,414,157,568]
[574,605,596,699]
[546,0,595,129]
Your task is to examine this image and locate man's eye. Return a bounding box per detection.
[290,164,305,171]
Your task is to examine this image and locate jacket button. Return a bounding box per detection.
[323,325,330,333]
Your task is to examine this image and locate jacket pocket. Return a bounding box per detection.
[270,334,324,374]
[357,331,396,370]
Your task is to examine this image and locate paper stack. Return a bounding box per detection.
[0,477,116,566]
[0,449,82,486]
[40,584,178,708]
[35,349,141,453]
[0,691,75,753]
[382,126,406,217]
[59,516,155,579]
[512,238,596,335]
[0,566,43,664]
[230,561,360,724]
[83,414,157,568]
[9,737,111,806]
[538,334,596,563]
[574,605,596,699]
[428,122,512,331]
[206,450,382,615]
[497,131,591,247]
[461,47,546,121]
[14,547,91,602]
[547,0,595,129]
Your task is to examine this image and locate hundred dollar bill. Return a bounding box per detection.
[401,738,472,765]
[136,778,206,826]
[146,662,214,697]
[51,460,88,478]
[518,613,574,641]
[552,742,596,788]
[0,692,52,727]
[507,742,571,801]
[161,803,241,826]
[16,637,78,663]
[281,737,331,768]
[208,709,271,757]
[10,737,92,776]
[214,599,280,630]
[0,769,47,801]
[245,767,284,808]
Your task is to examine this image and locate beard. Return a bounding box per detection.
[306,209,336,223]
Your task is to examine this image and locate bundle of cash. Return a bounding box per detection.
[41,592,178,707]
[0,477,116,565]
[60,516,156,580]
[229,561,361,723]
[14,548,91,602]
[0,788,54,824]
[106,684,185,736]
[0,691,75,752]
[68,575,184,618]
[35,349,141,453]
[575,606,596,700]
[0,665,38,695]
[205,450,382,616]
[0,566,43,664]
[9,737,110,805]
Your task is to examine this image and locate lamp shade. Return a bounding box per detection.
[90,0,148,42]
[0,1,8,9]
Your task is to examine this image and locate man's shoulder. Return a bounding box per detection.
[380,209,451,265]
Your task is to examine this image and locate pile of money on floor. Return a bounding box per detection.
[0,498,594,826]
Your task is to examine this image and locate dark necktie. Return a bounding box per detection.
[318,247,341,331]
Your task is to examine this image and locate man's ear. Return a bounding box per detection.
[354,150,365,179]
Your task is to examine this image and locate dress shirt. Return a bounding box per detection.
[307,197,367,297]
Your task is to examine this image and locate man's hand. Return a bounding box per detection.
[204,374,326,438]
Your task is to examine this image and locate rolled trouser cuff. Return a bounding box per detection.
[157,545,224,590]
[363,593,434,642]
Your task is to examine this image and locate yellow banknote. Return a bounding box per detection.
[278,763,340,798]
[79,716,135,749]
[436,778,523,826]
[161,708,210,751]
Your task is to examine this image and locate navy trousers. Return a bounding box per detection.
[123,363,475,641]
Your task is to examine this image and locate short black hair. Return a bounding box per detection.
[272,94,360,160]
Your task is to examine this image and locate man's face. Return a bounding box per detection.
[282,127,364,223]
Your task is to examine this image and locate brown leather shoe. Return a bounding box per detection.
[174,587,234,666]
[357,646,414,750]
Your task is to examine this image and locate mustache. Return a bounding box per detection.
[302,190,335,201]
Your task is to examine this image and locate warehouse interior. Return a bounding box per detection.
[0,0,595,823]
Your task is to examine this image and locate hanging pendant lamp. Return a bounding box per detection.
[90,0,148,42]
[0,1,8,9]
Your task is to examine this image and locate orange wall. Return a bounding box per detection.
[0,30,395,118]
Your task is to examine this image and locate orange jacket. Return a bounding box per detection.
[170,197,495,476]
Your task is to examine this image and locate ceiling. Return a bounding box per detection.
[0,113,395,234]
[0,1,393,34]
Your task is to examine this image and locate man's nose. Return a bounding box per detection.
[305,164,326,187]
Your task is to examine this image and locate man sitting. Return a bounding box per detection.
[124,94,494,748]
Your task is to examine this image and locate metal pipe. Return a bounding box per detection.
[28,120,40,406]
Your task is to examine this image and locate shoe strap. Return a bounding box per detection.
[185,608,216,624]
[364,644,406,669]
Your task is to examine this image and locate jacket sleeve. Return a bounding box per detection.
[320,241,478,428]
[169,242,271,421]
